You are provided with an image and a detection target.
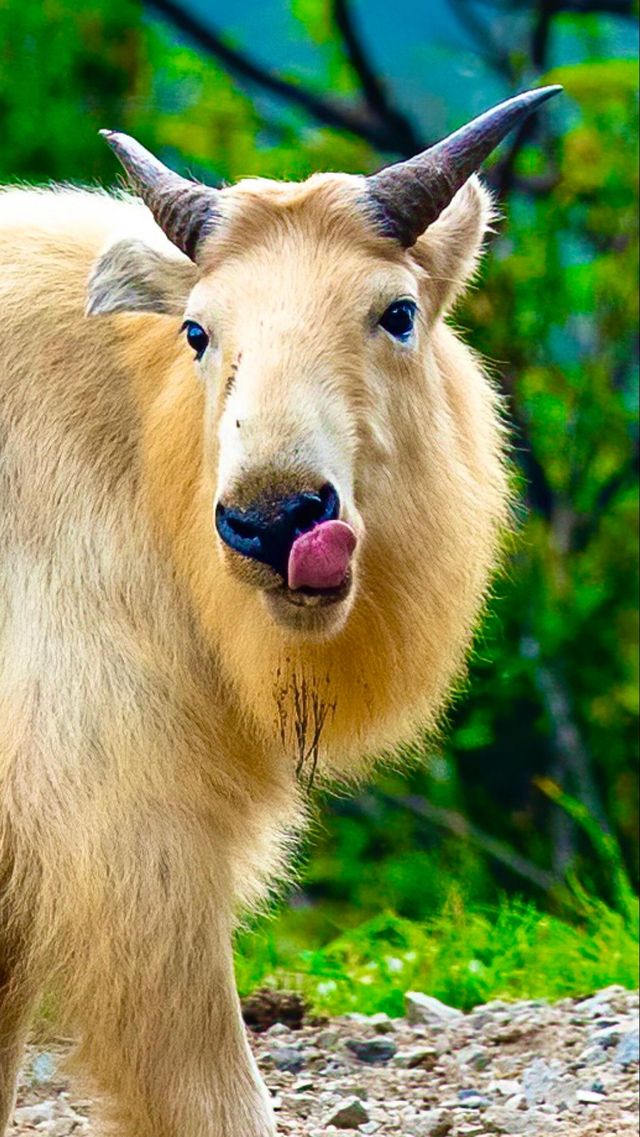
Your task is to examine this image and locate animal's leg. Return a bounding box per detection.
[0,940,36,1135]
[76,943,274,1137]
[65,856,275,1137]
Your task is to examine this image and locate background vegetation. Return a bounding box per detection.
[2,0,637,1009]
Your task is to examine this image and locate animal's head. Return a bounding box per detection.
[88,88,559,761]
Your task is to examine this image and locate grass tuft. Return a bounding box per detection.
[235,888,639,1016]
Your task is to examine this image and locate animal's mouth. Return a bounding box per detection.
[274,573,352,608]
[263,570,354,632]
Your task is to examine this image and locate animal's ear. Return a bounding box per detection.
[86,238,197,317]
[411,175,496,319]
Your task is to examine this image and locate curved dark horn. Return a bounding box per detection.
[100,131,219,261]
[367,85,562,247]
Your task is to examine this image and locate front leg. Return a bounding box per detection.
[0,933,38,1136]
[58,832,276,1137]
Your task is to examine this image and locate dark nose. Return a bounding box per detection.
[216,483,340,577]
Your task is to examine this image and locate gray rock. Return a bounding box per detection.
[265,1021,291,1038]
[521,1058,562,1106]
[576,1089,606,1104]
[269,1045,304,1073]
[323,1095,370,1129]
[483,1106,530,1134]
[458,1044,492,1071]
[457,1089,491,1109]
[490,1078,522,1097]
[13,1101,57,1125]
[592,1025,622,1049]
[412,1109,453,1136]
[615,1027,640,1067]
[27,1051,57,1086]
[344,1036,397,1064]
[390,1045,438,1069]
[405,991,463,1026]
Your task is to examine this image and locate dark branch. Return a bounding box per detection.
[148,0,412,156]
[449,0,517,79]
[521,637,612,833]
[393,793,561,892]
[331,0,422,154]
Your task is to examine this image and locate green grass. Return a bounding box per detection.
[235,888,639,1016]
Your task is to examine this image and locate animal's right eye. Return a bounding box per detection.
[379,300,417,342]
[182,320,209,360]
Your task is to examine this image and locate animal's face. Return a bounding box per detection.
[89,174,493,641]
[183,180,428,636]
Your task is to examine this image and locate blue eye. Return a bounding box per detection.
[379,300,417,341]
[182,320,209,359]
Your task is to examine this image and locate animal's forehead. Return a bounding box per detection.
[196,171,406,272]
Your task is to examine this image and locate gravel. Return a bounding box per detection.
[9,985,638,1136]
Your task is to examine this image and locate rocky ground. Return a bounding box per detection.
[10,986,639,1136]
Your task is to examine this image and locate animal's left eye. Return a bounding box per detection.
[182,320,209,360]
[379,300,417,342]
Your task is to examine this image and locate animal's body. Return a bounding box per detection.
[0,87,559,1136]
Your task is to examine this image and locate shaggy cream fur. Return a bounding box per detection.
[0,172,508,1136]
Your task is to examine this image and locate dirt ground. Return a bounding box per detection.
[9,985,639,1136]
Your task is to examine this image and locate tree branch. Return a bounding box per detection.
[331,0,422,154]
[449,0,517,80]
[521,637,611,833]
[392,793,561,892]
[148,0,412,155]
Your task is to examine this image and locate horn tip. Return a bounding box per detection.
[99,129,123,151]
[536,83,564,99]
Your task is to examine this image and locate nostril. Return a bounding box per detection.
[227,515,257,540]
[319,483,340,523]
[215,503,263,559]
[286,493,323,535]
[215,482,341,578]
[286,484,340,535]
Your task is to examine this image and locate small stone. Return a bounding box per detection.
[505,1094,528,1112]
[405,991,463,1026]
[412,1109,453,1136]
[369,1012,395,1033]
[360,1124,381,1135]
[13,1101,57,1125]
[458,1044,492,1071]
[47,1122,76,1137]
[575,992,614,1017]
[269,1045,305,1073]
[344,1037,397,1064]
[522,1058,561,1105]
[457,1089,491,1109]
[490,1079,521,1097]
[293,1076,315,1093]
[391,1045,438,1069]
[483,1106,528,1134]
[323,1095,370,1129]
[266,1021,292,1038]
[576,1089,606,1104]
[615,1027,640,1067]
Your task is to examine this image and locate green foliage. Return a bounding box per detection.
[235,890,639,1015]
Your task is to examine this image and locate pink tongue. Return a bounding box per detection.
[288,520,357,591]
